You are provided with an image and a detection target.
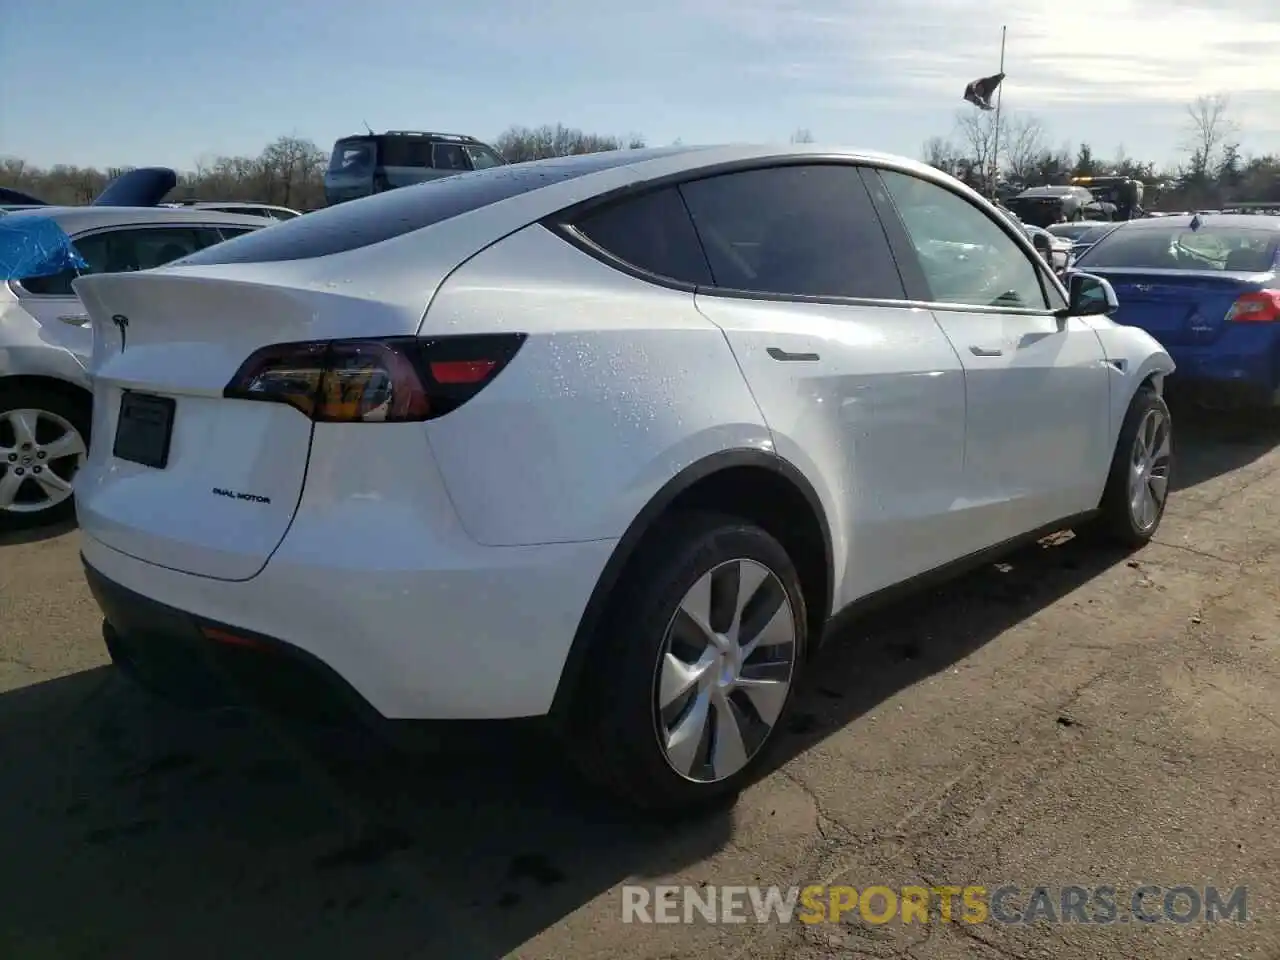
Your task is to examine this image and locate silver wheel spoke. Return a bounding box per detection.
[4,410,38,449]
[709,694,748,780]
[0,470,23,508]
[679,573,718,646]
[1148,473,1168,503]
[665,689,711,776]
[41,431,87,460]
[740,602,791,662]
[736,676,790,726]
[34,469,72,500]
[659,650,713,709]
[727,560,768,647]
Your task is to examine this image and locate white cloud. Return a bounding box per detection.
[705,0,1280,120]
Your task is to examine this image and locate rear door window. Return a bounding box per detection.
[18,226,227,296]
[677,164,907,300]
[572,186,712,285]
[380,137,434,168]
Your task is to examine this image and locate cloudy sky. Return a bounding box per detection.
[4,0,1278,171]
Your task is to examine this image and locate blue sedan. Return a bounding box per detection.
[1071,214,1280,407]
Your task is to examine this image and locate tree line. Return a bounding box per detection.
[924,94,1280,210]
[4,105,1276,213]
[0,124,654,211]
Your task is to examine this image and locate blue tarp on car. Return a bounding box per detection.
[0,216,88,281]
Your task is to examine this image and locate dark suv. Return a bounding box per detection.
[323,131,507,205]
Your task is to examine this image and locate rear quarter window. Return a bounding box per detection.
[179,150,681,265]
[572,186,712,286]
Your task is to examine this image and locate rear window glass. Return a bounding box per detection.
[380,137,435,168]
[328,140,374,175]
[179,149,686,265]
[1077,225,1280,272]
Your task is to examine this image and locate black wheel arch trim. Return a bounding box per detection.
[548,447,834,723]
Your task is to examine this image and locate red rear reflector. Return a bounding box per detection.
[429,359,498,384]
[201,626,267,650]
[1226,290,1280,324]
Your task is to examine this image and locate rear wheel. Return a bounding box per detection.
[568,512,807,813]
[0,385,90,532]
[1089,386,1172,547]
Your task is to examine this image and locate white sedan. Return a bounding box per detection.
[71,145,1174,813]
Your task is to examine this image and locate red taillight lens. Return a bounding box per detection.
[223,334,525,422]
[1225,290,1280,324]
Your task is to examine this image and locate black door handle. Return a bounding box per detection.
[767,347,821,362]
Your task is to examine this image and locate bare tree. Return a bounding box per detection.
[1184,94,1237,173]
[953,109,1005,188]
[494,124,645,163]
[921,136,959,173]
[1002,114,1047,183]
[790,128,815,144]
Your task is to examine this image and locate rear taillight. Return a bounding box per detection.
[1225,290,1280,324]
[223,334,525,423]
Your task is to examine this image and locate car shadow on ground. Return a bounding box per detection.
[1167,395,1280,492]
[0,516,77,547]
[0,528,1131,959]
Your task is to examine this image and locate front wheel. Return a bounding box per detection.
[1088,386,1172,547]
[567,512,808,813]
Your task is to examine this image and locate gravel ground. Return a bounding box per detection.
[1,404,1277,960]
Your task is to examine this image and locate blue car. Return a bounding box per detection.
[1072,214,1280,406]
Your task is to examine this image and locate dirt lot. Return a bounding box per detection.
[2,405,1279,960]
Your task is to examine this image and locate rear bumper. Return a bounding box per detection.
[80,528,616,723]
[1166,325,1280,405]
[87,560,381,727]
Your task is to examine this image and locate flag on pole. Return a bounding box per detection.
[963,72,1005,110]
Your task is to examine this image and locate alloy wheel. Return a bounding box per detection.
[652,558,797,784]
[1129,406,1171,532]
[0,408,88,514]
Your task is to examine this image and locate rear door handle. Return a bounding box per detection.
[968,346,1004,357]
[59,314,90,326]
[767,347,821,362]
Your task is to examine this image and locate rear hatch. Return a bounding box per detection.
[73,265,433,580]
[1087,268,1268,345]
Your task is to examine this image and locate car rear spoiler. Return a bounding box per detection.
[91,167,178,207]
[0,186,48,205]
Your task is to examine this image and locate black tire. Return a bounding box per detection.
[566,511,809,814]
[0,383,91,533]
[1088,385,1172,548]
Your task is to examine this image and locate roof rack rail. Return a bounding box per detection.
[382,130,480,143]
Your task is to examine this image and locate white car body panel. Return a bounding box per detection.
[928,309,1113,544]
[691,294,968,606]
[420,224,772,546]
[71,145,1175,723]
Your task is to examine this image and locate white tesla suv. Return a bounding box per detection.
[73,145,1174,812]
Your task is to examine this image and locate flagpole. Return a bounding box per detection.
[990,25,1006,198]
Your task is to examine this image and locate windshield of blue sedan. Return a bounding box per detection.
[1077,226,1280,272]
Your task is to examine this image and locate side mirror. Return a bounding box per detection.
[1057,271,1118,319]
